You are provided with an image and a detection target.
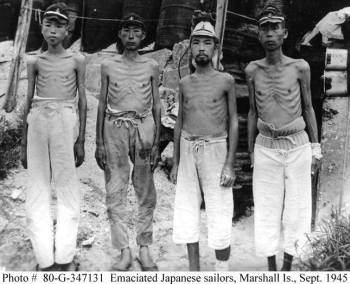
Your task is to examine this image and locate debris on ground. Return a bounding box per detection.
[10,188,23,201]
[81,237,95,248]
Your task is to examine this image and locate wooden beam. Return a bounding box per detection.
[215,0,228,70]
[3,0,33,112]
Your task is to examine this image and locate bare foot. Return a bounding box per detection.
[138,246,158,271]
[112,247,132,271]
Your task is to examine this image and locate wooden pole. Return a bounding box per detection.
[3,0,33,112]
[215,0,228,70]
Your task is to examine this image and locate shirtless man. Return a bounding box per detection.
[245,5,322,271]
[21,3,86,271]
[95,13,161,271]
[170,21,238,271]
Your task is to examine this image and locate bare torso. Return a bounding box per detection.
[181,70,233,136]
[105,54,156,114]
[35,51,78,100]
[249,57,305,128]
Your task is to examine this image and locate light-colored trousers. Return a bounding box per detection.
[173,132,233,250]
[253,143,312,257]
[26,103,80,268]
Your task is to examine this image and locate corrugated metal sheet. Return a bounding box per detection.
[156,0,216,49]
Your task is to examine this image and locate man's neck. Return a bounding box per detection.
[195,63,215,75]
[122,49,140,61]
[47,43,66,55]
[265,48,284,65]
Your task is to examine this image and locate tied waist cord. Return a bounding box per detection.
[106,110,153,150]
[190,138,209,152]
[106,110,152,128]
[181,131,227,152]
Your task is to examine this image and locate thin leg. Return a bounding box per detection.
[281,252,293,271]
[215,246,230,261]
[268,255,277,271]
[215,246,231,271]
[187,242,200,271]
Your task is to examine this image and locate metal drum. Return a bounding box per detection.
[155,0,212,49]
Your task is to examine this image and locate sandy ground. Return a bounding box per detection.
[0,90,274,271]
[0,39,292,271]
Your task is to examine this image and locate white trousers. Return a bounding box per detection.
[173,133,233,250]
[26,104,80,268]
[253,144,312,257]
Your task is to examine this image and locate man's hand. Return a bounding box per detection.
[311,157,321,176]
[249,152,254,168]
[170,165,178,184]
[21,144,27,169]
[74,140,85,167]
[95,145,106,170]
[151,145,160,172]
[220,162,236,187]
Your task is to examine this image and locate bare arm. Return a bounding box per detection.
[225,75,238,167]
[95,61,109,170]
[75,54,87,143]
[74,54,87,167]
[299,60,318,143]
[299,60,320,174]
[173,82,183,168]
[151,63,161,147]
[96,62,108,148]
[245,64,258,159]
[150,62,161,171]
[21,57,37,168]
[170,80,184,183]
[220,75,238,187]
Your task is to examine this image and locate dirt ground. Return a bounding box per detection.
[0,88,277,271]
[0,38,301,271]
